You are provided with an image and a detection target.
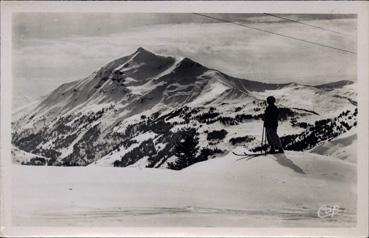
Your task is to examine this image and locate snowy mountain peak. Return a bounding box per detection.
[136,47,153,54]
[168,57,207,78]
[131,47,165,62]
[179,56,199,64]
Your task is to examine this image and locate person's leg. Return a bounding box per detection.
[265,127,275,153]
[271,127,284,153]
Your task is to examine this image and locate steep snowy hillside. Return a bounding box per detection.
[12,48,357,168]
[13,151,356,226]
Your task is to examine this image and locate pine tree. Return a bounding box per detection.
[169,128,199,170]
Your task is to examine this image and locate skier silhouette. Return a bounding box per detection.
[263,96,284,154]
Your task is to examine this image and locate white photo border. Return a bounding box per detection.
[1,1,368,237]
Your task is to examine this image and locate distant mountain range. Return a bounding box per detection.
[12,48,357,168]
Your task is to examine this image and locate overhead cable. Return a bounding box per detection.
[193,13,356,55]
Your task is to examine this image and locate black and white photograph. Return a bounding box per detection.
[1,1,368,237]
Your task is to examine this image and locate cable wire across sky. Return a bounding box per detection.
[263,13,345,35]
[192,13,356,55]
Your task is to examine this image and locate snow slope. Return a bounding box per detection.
[310,128,357,163]
[13,151,355,227]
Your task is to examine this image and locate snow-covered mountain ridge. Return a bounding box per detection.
[12,48,357,168]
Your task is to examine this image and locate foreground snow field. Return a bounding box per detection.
[13,151,356,227]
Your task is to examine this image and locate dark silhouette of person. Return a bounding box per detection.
[263,96,284,154]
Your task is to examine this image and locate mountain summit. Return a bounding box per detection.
[22,48,275,118]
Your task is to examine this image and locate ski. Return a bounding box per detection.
[232,151,266,157]
[232,151,247,156]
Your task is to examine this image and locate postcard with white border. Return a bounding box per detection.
[1,1,368,237]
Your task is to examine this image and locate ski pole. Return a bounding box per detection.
[261,125,265,154]
[264,127,267,155]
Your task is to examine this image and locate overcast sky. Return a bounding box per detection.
[12,13,356,107]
